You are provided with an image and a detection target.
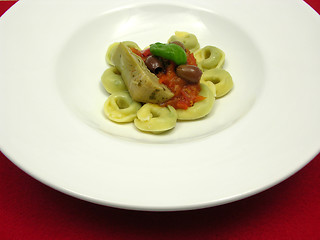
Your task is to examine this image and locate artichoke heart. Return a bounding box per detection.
[112,43,174,104]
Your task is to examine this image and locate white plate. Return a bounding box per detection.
[1,0,320,211]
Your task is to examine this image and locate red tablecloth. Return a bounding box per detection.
[1,1,320,239]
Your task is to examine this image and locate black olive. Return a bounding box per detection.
[145,55,164,74]
[176,65,202,84]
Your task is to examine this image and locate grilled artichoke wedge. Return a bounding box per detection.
[112,43,174,104]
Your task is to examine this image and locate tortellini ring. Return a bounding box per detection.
[168,31,200,53]
[101,67,127,94]
[176,83,215,120]
[194,46,225,71]
[200,68,233,98]
[201,81,217,97]
[134,104,177,134]
[106,41,141,66]
[104,91,141,123]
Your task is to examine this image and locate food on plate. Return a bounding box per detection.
[150,42,187,65]
[176,83,215,120]
[134,104,177,134]
[106,41,140,66]
[175,64,203,84]
[101,67,127,94]
[167,31,200,53]
[104,91,141,123]
[194,45,225,71]
[200,68,233,98]
[101,31,233,134]
[112,43,174,104]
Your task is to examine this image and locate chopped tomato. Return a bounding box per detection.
[158,62,204,109]
[141,48,151,57]
[130,47,151,61]
[130,47,147,61]
[186,50,197,66]
[131,47,205,110]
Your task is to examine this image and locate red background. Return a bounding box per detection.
[1,1,320,239]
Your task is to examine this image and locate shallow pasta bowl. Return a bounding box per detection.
[0,0,320,211]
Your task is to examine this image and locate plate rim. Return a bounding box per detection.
[1,0,320,211]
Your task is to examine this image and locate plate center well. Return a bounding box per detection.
[55,3,265,143]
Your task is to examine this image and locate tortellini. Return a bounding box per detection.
[176,83,215,120]
[134,104,177,134]
[101,67,127,94]
[168,31,200,53]
[104,91,141,123]
[101,32,234,134]
[200,68,233,98]
[194,46,225,71]
[106,41,141,66]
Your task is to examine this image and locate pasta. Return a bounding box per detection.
[101,32,234,134]
[106,41,141,66]
[200,68,233,98]
[101,67,127,94]
[194,46,225,71]
[168,31,200,53]
[176,83,215,120]
[134,104,177,134]
[104,91,141,123]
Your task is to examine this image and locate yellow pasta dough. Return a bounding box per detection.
[201,81,217,97]
[101,67,127,94]
[194,46,225,71]
[134,104,177,134]
[104,91,141,123]
[168,31,200,52]
[200,68,233,98]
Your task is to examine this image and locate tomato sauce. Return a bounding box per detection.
[131,47,205,110]
[130,48,150,61]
